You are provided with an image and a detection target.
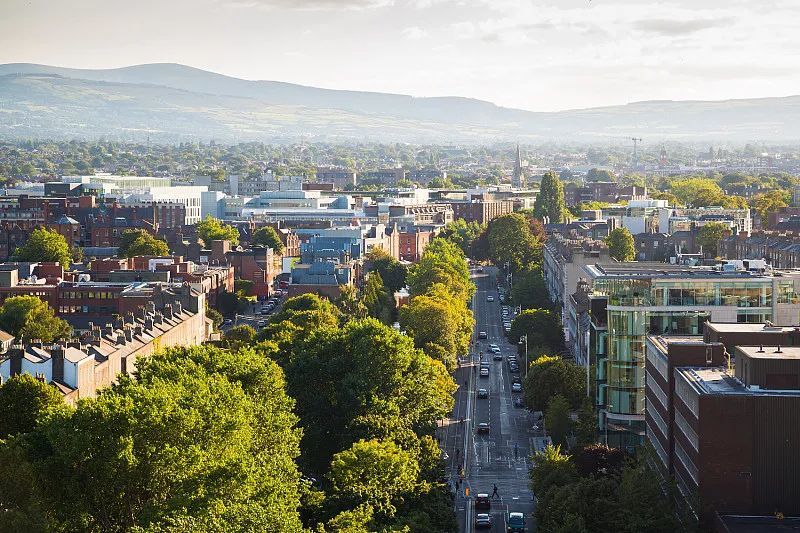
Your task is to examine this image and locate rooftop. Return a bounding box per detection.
[647,334,708,354]
[737,345,800,361]
[678,367,747,395]
[706,322,800,334]
[585,262,797,280]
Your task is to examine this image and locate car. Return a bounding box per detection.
[507,511,526,532]
[475,493,491,509]
[477,267,484,273]
[512,382,523,393]
[257,320,267,327]
[490,346,501,354]
[478,331,488,339]
[509,364,520,374]
[493,352,503,361]
[480,367,490,377]
[503,321,512,328]
[507,356,517,364]
[478,388,488,398]
[511,375,522,384]
[223,319,233,325]
[476,423,490,435]
[261,308,271,315]
[487,295,495,302]
[513,397,525,408]
[474,513,493,529]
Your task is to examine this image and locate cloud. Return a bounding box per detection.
[633,17,735,36]
[221,0,394,11]
[402,26,427,40]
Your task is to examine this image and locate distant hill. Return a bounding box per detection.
[0,63,798,143]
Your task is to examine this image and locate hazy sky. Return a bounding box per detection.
[2,0,799,111]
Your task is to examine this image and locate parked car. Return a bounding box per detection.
[475,513,493,529]
[509,364,520,374]
[223,318,233,325]
[476,423,490,435]
[257,320,267,327]
[478,331,488,339]
[478,388,488,399]
[512,382,523,393]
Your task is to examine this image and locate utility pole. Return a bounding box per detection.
[519,334,528,376]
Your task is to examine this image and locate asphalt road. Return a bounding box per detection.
[443,266,537,533]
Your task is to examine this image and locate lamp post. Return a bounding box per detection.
[519,334,528,377]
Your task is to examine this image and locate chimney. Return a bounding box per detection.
[103,323,114,338]
[134,324,143,337]
[145,316,154,330]
[174,301,183,315]
[30,339,43,349]
[146,301,156,315]
[113,315,124,330]
[153,312,163,325]
[51,343,65,383]
[124,327,133,343]
[116,332,126,346]
[163,303,173,320]
[125,311,136,325]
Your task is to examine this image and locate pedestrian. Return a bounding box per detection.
[514,443,519,459]
[491,484,499,499]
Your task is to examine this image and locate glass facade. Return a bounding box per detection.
[592,275,777,445]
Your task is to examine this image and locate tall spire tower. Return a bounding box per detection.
[512,143,524,188]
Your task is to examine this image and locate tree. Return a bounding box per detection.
[606,227,635,262]
[223,324,257,349]
[362,272,394,325]
[252,226,285,255]
[399,283,473,372]
[406,238,473,302]
[523,355,585,411]
[574,399,597,449]
[286,319,455,476]
[440,219,485,257]
[0,296,72,342]
[0,374,64,439]
[533,171,566,223]
[529,444,577,498]
[336,285,368,319]
[1,345,304,532]
[196,215,239,247]
[545,394,573,447]
[572,444,626,478]
[509,308,563,353]
[511,266,550,310]
[14,227,71,268]
[205,305,223,331]
[486,213,542,272]
[669,177,726,207]
[696,222,729,258]
[328,439,419,519]
[617,449,681,533]
[752,190,790,228]
[117,229,170,258]
[365,248,407,294]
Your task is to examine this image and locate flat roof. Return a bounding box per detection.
[677,367,747,395]
[706,322,800,334]
[647,334,708,354]
[737,345,800,360]
[584,263,800,280]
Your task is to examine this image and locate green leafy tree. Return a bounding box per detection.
[529,444,577,499]
[252,226,285,255]
[328,439,419,519]
[0,374,65,439]
[509,308,563,353]
[336,285,368,319]
[399,283,473,372]
[617,449,682,533]
[0,296,72,342]
[523,355,585,411]
[696,222,729,258]
[362,272,394,325]
[605,227,635,262]
[538,475,622,533]
[406,238,473,302]
[223,324,257,349]
[196,215,239,247]
[533,171,566,223]
[440,219,485,257]
[117,229,170,258]
[365,248,407,294]
[1,345,304,532]
[205,305,223,331]
[286,319,455,476]
[574,399,597,449]
[511,266,551,310]
[14,227,72,268]
[545,394,573,447]
[669,177,726,207]
[486,213,542,272]
[751,190,790,228]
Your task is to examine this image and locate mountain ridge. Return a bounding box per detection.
[1,63,799,143]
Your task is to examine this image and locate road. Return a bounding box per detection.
[442,266,537,533]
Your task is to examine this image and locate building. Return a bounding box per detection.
[512,144,525,188]
[237,171,304,197]
[446,192,514,225]
[581,262,800,447]
[0,290,208,404]
[316,167,357,190]
[361,168,406,187]
[398,227,435,262]
[563,181,646,206]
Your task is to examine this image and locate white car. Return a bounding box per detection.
[512,382,523,393]
[487,295,495,302]
[480,367,490,377]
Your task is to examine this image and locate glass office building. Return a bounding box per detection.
[584,263,800,448]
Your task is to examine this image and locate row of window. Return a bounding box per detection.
[61,291,119,300]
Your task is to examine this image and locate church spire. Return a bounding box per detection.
[513,143,523,188]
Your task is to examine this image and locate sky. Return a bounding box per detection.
[1,0,799,112]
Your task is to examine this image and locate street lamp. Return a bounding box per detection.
[518,334,528,377]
